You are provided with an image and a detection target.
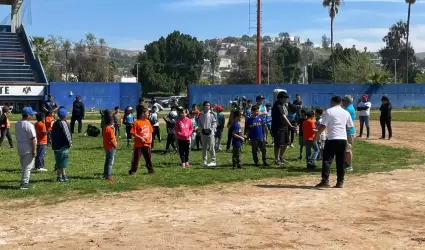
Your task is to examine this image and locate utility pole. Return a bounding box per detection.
[393,59,399,83]
[256,0,261,85]
[267,48,270,85]
[136,63,140,83]
[65,49,69,82]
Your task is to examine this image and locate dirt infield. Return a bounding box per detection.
[1,121,425,250]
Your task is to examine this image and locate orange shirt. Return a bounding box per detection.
[103,125,117,151]
[130,119,153,148]
[35,121,48,145]
[45,116,54,131]
[302,118,316,141]
[6,117,10,129]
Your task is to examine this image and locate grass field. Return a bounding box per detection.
[0,122,422,201]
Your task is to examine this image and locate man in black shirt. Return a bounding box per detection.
[44,95,58,115]
[71,96,85,134]
[271,91,296,165]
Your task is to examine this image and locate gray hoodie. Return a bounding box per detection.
[197,110,217,137]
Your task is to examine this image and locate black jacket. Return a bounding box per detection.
[51,120,72,150]
[379,103,392,118]
[72,100,85,118]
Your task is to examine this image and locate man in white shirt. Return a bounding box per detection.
[315,96,353,188]
[15,107,37,190]
[356,94,371,139]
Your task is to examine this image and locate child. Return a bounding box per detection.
[192,104,200,118]
[0,106,13,148]
[51,108,72,182]
[103,113,117,181]
[149,105,161,149]
[297,109,307,160]
[214,105,225,152]
[45,111,54,146]
[164,110,178,154]
[175,108,193,168]
[244,100,253,118]
[128,108,154,175]
[34,113,49,171]
[123,106,135,147]
[190,111,198,150]
[265,103,273,144]
[245,106,269,167]
[15,107,37,189]
[315,108,326,160]
[231,111,244,169]
[287,103,298,148]
[112,106,121,138]
[302,110,319,169]
[100,109,105,136]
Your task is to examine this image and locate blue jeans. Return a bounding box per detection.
[35,144,47,169]
[305,140,319,164]
[104,149,116,178]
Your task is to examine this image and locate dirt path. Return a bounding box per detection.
[1,121,424,250]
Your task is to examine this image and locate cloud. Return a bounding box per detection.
[289,24,425,52]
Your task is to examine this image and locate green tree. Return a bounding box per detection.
[262,35,272,42]
[414,72,425,83]
[405,0,416,83]
[133,31,206,94]
[322,0,341,84]
[274,41,302,83]
[321,34,331,49]
[30,36,53,70]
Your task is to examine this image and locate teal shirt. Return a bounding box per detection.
[345,104,356,135]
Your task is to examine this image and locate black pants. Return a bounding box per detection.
[70,116,83,134]
[178,140,190,163]
[226,129,232,151]
[153,126,161,141]
[232,146,241,168]
[195,135,202,149]
[251,139,267,164]
[380,116,392,138]
[114,124,120,137]
[290,121,297,144]
[165,134,177,152]
[0,128,13,147]
[321,140,347,183]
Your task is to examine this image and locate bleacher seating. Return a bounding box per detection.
[0,31,35,82]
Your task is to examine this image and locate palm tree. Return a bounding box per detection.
[323,0,341,84]
[405,0,416,83]
[30,36,53,68]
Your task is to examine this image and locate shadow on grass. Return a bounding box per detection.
[255,184,320,190]
[0,185,19,190]
[0,169,21,173]
[3,179,55,184]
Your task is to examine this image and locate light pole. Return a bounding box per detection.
[136,63,140,83]
[308,62,313,84]
[392,59,399,83]
[267,48,271,85]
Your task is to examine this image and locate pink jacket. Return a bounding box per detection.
[175,117,193,141]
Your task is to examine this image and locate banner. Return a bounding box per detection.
[0,85,45,96]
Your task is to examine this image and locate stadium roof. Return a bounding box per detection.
[0,0,24,15]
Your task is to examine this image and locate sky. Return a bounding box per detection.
[0,0,424,52]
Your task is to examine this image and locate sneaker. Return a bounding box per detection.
[19,184,29,190]
[62,175,69,182]
[280,158,288,163]
[274,160,282,165]
[298,156,303,161]
[207,162,217,167]
[289,144,294,148]
[388,137,392,140]
[182,163,186,169]
[379,137,386,140]
[128,170,135,175]
[106,177,115,182]
[185,162,190,167]
[345,165,353,172]
[315,181,330,188]
[56,176,64,182]
[334,182,344,188]
[263,162,270,167]
[36,168,48,172]
[202,161,207,167]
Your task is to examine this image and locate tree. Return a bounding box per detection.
[274,41,302,83]
[133,31,206,94]
[379,20,418,83]
[405,0,416,83]
[323,0,341,84]
[321,34,331,49]
[304,38,314,47]
[262,35,272,42]
[414,72,425,83]
[278,32,290,39]
[30,36,53,70]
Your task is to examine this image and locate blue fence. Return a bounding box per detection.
[188,84,425,109]
[49,82,141,110]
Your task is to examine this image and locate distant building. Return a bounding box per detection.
[219,58,232,69]
[121,76,137,83]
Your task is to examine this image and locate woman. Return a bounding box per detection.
[379,96,392,140]
[357,94,371,139]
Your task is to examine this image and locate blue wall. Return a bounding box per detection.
[188,84,425,109]
[49,82,141,110]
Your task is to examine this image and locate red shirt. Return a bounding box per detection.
[130,119,153,148]
[45,116,54,131]
[35,121,48,145]
[103,125,117,151]
[302,118,316,141]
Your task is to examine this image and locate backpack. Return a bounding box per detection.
[86,124,100,137]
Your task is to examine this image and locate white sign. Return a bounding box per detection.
[0,86,45,96]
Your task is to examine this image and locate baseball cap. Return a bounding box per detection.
[343,95,354,104]
[277,92,289,99]
[22,107,37,116]
[256,95,265,101]
[58,108,68,118]
[215,105,223,112]
[170,111,178,117]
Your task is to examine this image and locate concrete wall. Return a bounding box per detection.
[49,82,141,111]
[188,84,425,109]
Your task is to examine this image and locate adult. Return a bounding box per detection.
[15,107,37,190]
[71,96,85,134]
[150,98,164,112]
[357,94,371,139]
[315,96,354,188]
[136,98,147,118]
[342,95,356,172]
[197,101,217,167]
[225,102,239,152]
[292,94,303,109]
[379,96,392,140]
[44,95,58,115]
[271,91,296,165]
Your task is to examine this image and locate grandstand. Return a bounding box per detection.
[0,0,48,112]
